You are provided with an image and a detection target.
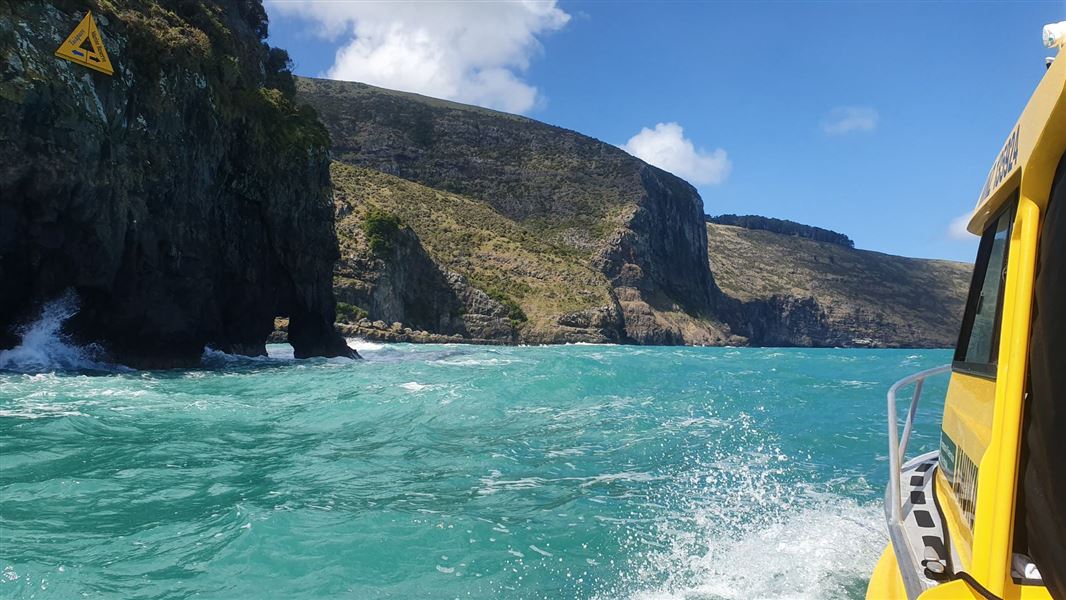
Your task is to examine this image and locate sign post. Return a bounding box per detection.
[55,11,114,76]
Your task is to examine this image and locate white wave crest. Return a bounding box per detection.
[346,338,384,352]
[0,291,114,373]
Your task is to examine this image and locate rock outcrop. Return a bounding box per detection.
[299,78,729,345]
[0,1,355,367]
[329,165,626,344]
[333,210,516,342]
[707,214,855,248]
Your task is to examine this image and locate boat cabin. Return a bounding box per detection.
[867,24,1066,600]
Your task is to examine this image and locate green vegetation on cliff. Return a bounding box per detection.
[335,302,368,323]
[332,164,615,341]
[707,214,855,248]
[361,210,403,255]
[296,76,971,348]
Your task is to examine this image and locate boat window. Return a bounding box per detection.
[953,198,1016,378]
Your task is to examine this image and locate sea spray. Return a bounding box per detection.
[0,344,950,599]
[603,411,886,599]
[0,291,111,372]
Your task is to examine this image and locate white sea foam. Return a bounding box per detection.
[528,544,553,557]
[201,347,280,365]
[585,404,889,600]
[617,499,884,600]
[435,356,515,367]
[265,344,296,360]
[347,338,384,352]
[577,471,658,488]
[0,291,114,373]
[0,399,89,419]
[0,374,154,419]
[661,416,728,430]
[476,475,547,495]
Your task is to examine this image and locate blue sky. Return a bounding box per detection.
[265,1,1066,262]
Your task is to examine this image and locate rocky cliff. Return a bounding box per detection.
[708,223,971,347]
[0,1,355,366]
[299,77,730,345]
[329,164,625,344]
[297,78,971,348]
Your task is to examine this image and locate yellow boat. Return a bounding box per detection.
[866,22,1066,600]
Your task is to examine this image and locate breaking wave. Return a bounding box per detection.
[0,291,114,373]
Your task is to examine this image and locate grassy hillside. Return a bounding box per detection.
[300,76,726,345]
[331,164,619,341]
[708,223,972,347]
[299,77,642,250]
[297,76,970,348]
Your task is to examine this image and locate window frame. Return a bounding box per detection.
[952,194,1018,380]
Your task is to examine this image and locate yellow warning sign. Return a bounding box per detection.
[55,11,114,76]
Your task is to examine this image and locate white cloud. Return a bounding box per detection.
[948,212,976,240]
[267,1,570,114]
[621,122,731,186]
[822,106,879,135]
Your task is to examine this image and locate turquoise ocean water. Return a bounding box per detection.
[0,313,952,599]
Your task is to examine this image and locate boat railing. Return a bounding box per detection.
[885,363,952,599]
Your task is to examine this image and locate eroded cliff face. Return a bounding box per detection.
[0,1,354,366]
[708,223,971,347]
[298,78,729,345]
[596,167,725,344]
[333,207,516,343]
[328,164,627,344]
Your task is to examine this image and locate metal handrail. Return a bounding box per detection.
[885,363,951,599]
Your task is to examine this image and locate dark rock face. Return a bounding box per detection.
[597,166,719,316]
[0,1,355,366]
[720,295,833,347]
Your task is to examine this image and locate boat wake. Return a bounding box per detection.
[601,413,886,600]
[617,497,883,600]
[0,291,115,373]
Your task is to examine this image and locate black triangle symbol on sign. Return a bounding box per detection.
[55,11,114,76]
